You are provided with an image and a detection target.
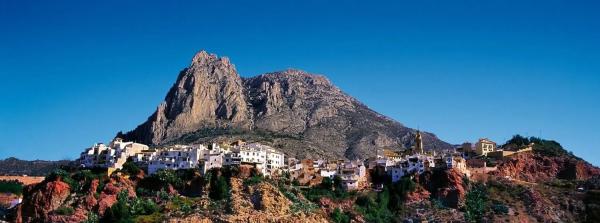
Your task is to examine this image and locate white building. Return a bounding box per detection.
[79,138,149,170]
[223,143,285,176]
[80,143,111,168]
[339,160,367,191]
[320,169,337,179]
[389,154,436,182]
[147,145,204,175]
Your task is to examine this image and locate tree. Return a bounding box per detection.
[331,208,351,223]
[101,191,132,223]
[122,161,141,176]
[320,177,333,190]
[388,177,416,210]
[333,175,343,190]
[465,184,488,223]
[209,174,229,201]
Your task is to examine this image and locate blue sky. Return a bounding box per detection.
[1,1,599,165]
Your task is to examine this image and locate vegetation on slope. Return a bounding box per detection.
[503,135,579,159]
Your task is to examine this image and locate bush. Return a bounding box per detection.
[504,135,576,159]
[244,175,264,186]
[138,169,183,191]
[320,177,333,190]
[47,169,79,191]
[331,208,351,223]
[133,212,165,223]
[166,196,194,216]
[354,189,394,223]
[122,162,142,176]
[465,183,489,222]
[101,191,132,223]
[54,206,75,216]
[492,202,509,215]
[83,212,99,223]
[0,180,24,195]
[302,186,351,203]
[72,169,107,193]
[209,170,229,201]
[387,177,416,210]
[130,198,159,216]
[279,186,318,214]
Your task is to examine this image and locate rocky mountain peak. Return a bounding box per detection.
[190,50,233,68]
[122,51,452,159]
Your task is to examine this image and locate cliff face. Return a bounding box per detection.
[495,152,600,183]
[122,51,451,159]
[124,52,252,145]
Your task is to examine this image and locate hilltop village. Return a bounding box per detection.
[4,131,598,223]
[78,131,533,192]
[3,134,598,223]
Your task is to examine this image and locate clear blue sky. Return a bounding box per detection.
[1,1,599,165]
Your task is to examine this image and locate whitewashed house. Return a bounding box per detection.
[339,160,367,191]
[147,145,204,175]
[389,154,436,182]
[79,138,148,170]
[223,143,285,176]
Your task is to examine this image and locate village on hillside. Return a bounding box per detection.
[3,131,598,222]
[76,131,534,192]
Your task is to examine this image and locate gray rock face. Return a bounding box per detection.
[122,51,452,159]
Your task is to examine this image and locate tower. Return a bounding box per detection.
[415,131,424,154]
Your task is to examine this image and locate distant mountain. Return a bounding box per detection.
[121,51,452,159]
[0,157,71,176]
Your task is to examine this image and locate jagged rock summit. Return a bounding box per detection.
[121,50,452,159]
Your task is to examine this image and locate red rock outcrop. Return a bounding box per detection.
[420,169,466,208]
[97,175,136,215]
[319,197,365,223]
[405,186,431,204]
[496,152,600,183]
[19,179,70,222]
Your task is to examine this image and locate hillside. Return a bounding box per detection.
[0,157,72,176]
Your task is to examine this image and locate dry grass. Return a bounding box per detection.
[0,176,45,185]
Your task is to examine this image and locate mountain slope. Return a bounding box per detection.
[0,157,72,176]
[121,51,452,159]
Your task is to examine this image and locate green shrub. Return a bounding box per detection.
[47,169,79,191]
[320,177,333,190]
[133,212,165,223]
[54,206,75,216]
[72,169,107,193]
[492,202,509,215]
[302,186,351,203]
[101,191,132,223]
[244,175,264,186]
[122,162,142,176]
[279,186,318,214]
[504,135,576,159]
[83,212,99,223]
[130,197,159,216]
[387,177,416,210]
[0,180,24,195]
[354,189,394,223]
[138,169,183,191]
[331,208,351,223]
[209,171,229,201]
[465,183,489,223]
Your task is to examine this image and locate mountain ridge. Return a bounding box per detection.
[121,50,452,159]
